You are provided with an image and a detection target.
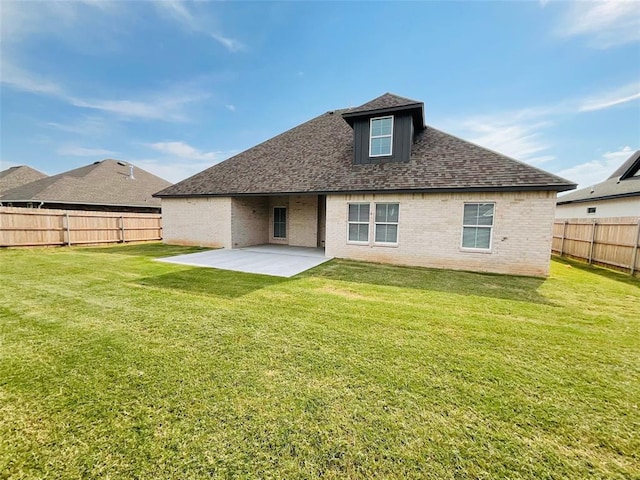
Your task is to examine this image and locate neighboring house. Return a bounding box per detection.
[556,150,640,219]
[1,159,172,213]
[0,165,48,194]
[155,93,576,276]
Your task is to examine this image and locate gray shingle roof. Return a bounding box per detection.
[558,150,640,204]
[155,96,575,198]
[1,159,172,208]
[345,92,422,115]
[0,165,48,194]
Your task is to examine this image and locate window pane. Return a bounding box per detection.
[375,203,399,222]
[349,204,369,222]
[462,226,491,249]
[477,204,494,226]
[375,224,398,243]
[349,223,368,242]
[475,227,491,248]
[462,227,477,248]
[463,204,479,225]
[348,204,359,222]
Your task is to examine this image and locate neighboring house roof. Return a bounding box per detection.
[155,93,575,198]
[1,159,172,208]
[0,165,48,194]
[557,150,640,205]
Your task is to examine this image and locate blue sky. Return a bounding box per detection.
[1,1,639,189]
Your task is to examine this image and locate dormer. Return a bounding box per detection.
[342,93,425,165]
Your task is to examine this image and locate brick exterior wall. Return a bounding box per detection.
[325,191,557,277]
[231,197,268,247]
[162,197,232,247]
[289,195,318,247]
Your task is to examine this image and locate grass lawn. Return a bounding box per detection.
[1,243,638,479]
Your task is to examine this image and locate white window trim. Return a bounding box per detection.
[369,116,394,157]
[347,203,370,244]
[373,202,399,246]
[460,202,495,252]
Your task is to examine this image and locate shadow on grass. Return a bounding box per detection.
[79,243,210,259]
[303,259,552,304]
[553,255,640,288]
[136,267,287,299]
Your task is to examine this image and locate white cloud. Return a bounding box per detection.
[450,117,555,166]
[57,145,118,157]
[130,158,215,184]
[142,141,237,182]
[557,1,640,48]
[225,104,236,112]
[147,141,228,162]
[156,0,244,52]
[578,83,640,112]
[555,146,635,190]
[1,61,206,121]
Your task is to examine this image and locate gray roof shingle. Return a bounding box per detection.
[155,96,575,198]
[0,165,48,194]
[1,159,171,208]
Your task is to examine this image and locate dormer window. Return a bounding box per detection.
[369,116,393,157]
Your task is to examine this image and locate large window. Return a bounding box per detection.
[462,203,494,250]
[348,203,370,242]
[369,116,393,157]
[375,203,399,243]
[273,207,287,238]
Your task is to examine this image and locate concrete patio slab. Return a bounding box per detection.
[156,245,332,277]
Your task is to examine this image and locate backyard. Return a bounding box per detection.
[1,243,638,479]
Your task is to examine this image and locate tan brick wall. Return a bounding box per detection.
[289,195,318,247]
[325,191,557,276]
[161,197,231,247]
[231,197,268,247]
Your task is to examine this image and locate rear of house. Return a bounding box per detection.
[156,93,575,276]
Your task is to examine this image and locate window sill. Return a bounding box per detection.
[460,247,493,254]
[373,242,399,248]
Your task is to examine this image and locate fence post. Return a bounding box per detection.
[120,216,125,243]
[65,213,71,246]
[631,219,640,276]
[560,220,568,256]
[588,220,597,264]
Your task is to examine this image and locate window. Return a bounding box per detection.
[273,207,287,238]
[348,203,370,242]
[462,203,494,250]
[587,207,596,214]
[369,116,393,157]
[375,203,399,243]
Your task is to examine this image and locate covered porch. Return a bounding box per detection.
[230,194,327,250]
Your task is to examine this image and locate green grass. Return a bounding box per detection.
[1,243,638,479]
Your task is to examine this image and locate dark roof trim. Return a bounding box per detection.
[608,150,640,180]
[557,191,640,205]
[342,103,425,130]
[0,199,157,208]
[156,184,576,199]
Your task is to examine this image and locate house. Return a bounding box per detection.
[154,93,576,276]
[0,159,171,213]
[0,165,48,194]
[556,150,640,219]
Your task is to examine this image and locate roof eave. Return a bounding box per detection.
[342,103,425,130]
[557,191,640,205]
[156,183,577,199]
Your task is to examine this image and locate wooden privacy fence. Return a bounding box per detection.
[0,206,162,247]
[552,217,640,276]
